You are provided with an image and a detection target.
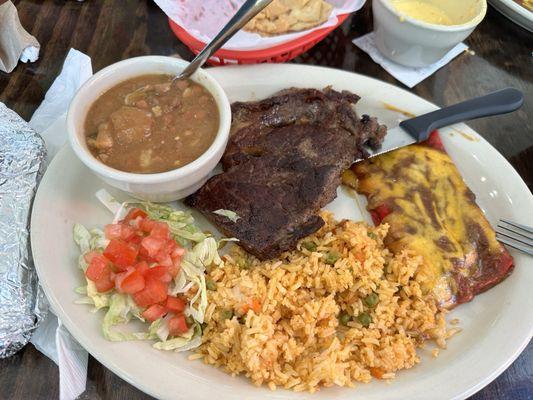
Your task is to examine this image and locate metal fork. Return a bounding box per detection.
[496,219,533,256]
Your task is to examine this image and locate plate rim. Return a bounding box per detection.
[488,0,533,31]
[31,63,533,400]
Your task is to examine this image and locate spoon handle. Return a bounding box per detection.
[179,0,274,79]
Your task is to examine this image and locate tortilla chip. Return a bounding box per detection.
[244,0,333,36]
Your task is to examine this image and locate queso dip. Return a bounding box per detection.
[390,0,454,25]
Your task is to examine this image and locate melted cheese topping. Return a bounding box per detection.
[350,145,506,306]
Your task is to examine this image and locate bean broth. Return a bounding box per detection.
[84,74,219,173]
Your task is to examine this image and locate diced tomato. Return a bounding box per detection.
[241,298,262,315]
[150,222,170,240]
[120,225,136,240]
[86,255,110,281]
[249,297,262,314]
[144,265,172,283]
[168,314,189,336]
[104,224,136,241]
[114,268,130,287]
[168,263,180,278]
[115,269,145,294]
[84,250,107,265]
[128,234,143,245]
[141,304,167,322]
[165,296,186,313]
[135,260,149,275]
[104,224,122,240]
[132,278,168,307]
[123,208,147,224]
[170,247,185,275]
[369,367,385,379]
[85,251,115,293]
[354,252,366,264]
[141,236,166,257]
[139,218,156,233]
[94,269,115,293]
[104,239,139,270]
[84,251,97,264]
[155,250,173,268]
[138,245,155,263]
[172,247,186,258]
[130,216,144,229]
[162,239,177,254]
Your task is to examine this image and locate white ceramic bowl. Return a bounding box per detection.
[67,56,231,202]
[373,0,487,67]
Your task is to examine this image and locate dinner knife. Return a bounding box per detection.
[362,87,524,160]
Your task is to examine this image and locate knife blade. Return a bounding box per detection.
[359,87,524,160]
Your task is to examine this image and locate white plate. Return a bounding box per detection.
[488,0,533,31]
[31,64,533,400]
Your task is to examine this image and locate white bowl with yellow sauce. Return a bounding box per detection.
[373,0,487,67]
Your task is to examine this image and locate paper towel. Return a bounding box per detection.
[0,1,40,73]
[29,48,93,400]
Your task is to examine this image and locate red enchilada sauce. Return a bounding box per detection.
[84,74,219,174]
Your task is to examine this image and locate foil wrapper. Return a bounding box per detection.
[0,102,48,358]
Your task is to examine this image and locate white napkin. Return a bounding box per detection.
[29,48,93,400]
[29,48,92,148]
[353,32,468,88]
[0,0,40,73]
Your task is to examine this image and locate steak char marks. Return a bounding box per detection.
[186,88,387,260]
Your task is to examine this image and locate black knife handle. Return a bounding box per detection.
[400,88,524,142]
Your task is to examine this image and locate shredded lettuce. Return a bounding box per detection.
[73,224,111,311]
[168,269,195,296]
[213,209,240,223]
[73,191,224,353]
[153,323,202,352]
[75,286,87,295]
[148,313,175,342]
[85,281,111,311]
[95,189,124,220]
[186,237,222,270]
[139,202,207,245]
[89,228,108,250]
[102,294,148,341]
[183,274,207,324]
[73,224,91,253]
[141,202,216,326]
[126,295,145,321]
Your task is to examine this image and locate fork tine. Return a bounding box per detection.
[496,234,533,256]
[499,219,533,235]
[496,228,533,246]
[497,221,533,243]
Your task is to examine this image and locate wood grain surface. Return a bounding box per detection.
[0,1,531,399]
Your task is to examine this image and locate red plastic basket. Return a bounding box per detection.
[168,14,350,65]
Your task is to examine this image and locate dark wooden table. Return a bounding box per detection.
[1,1,532,399]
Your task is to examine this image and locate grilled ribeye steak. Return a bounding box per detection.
[224,87,387,169]
[186,125,359,259]
[186,88,387,260]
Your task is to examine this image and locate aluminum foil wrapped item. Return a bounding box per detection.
[0,102,48,358]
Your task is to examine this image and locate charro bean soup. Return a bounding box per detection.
[84,74,219,174]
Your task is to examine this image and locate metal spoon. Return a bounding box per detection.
[176,0,274,80]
